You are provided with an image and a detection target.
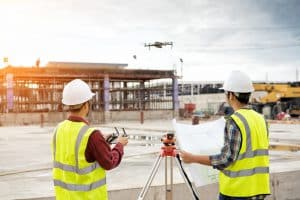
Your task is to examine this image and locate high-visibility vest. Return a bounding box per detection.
[52,120,108,200]
[219,109,270,197]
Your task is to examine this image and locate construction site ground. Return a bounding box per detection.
[0,118,300,200]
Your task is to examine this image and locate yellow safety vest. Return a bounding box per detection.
[52,120,108,200]
[219,109,270,197]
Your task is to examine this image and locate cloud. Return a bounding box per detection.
[0,0,299,81]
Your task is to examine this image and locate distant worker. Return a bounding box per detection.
[52,79,128,200]
[180,71,270,199]
[192,115,200,125]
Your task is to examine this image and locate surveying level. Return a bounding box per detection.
[137,133,200,200]
[106,127,128,144]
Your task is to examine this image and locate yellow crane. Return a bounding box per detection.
[251,82,300,119]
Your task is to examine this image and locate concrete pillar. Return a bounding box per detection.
[111,81,116,110]
[163,82,166,97]
[97,81,103,111]
[6,74,14,112]
[140,81,145,110]
[123,82,128,110]
[103,75,110,122]
[139,81,145,124]
[172,78,179,117]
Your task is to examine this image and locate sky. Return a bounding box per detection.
[0,0,300,82]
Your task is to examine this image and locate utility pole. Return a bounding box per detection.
[296,68,299,82]
[265,72,269,83]
[179,58,183,79]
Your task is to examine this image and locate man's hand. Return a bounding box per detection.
[103,133,112,141]
[179,150,195,163]
[117,135,128,146]
[179,150,212,166]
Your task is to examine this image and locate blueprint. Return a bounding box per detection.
[173,118,225,186]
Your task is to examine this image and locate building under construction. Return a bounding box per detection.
[0,62,179,125]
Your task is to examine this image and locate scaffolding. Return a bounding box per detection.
[109,79,174,111]
[0,63,177,113]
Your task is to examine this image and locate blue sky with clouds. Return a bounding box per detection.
[0,0,299,81]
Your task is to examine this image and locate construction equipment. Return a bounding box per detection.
[137,133,200,200]
[251,82,300,119]
[106,127,128,144]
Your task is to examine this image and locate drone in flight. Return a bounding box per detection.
[144,41,173,50]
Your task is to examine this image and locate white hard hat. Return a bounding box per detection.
[221,70,254,93]
[62,79,95,105]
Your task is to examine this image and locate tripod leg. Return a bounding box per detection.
[137,155,163,200]
[165,156,173,200]
[174,156,200,200]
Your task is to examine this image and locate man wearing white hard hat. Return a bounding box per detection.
[52,79,128,200]
[180,71,270,199]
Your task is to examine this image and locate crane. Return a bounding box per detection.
[251,82,300,119]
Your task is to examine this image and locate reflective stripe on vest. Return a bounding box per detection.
[53,178,106,191]
[238,149,268,160]
[53,124,106,191]
[222,166,269,178]
[53,161,100,175]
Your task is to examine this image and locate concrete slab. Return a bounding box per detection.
[0,120,300,199]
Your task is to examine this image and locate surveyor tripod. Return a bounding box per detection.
[137,133,200,200]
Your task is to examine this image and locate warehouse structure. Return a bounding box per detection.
[0,62,179,125]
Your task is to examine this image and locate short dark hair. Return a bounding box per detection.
[68,102,86,112]
[233,92,251,104]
